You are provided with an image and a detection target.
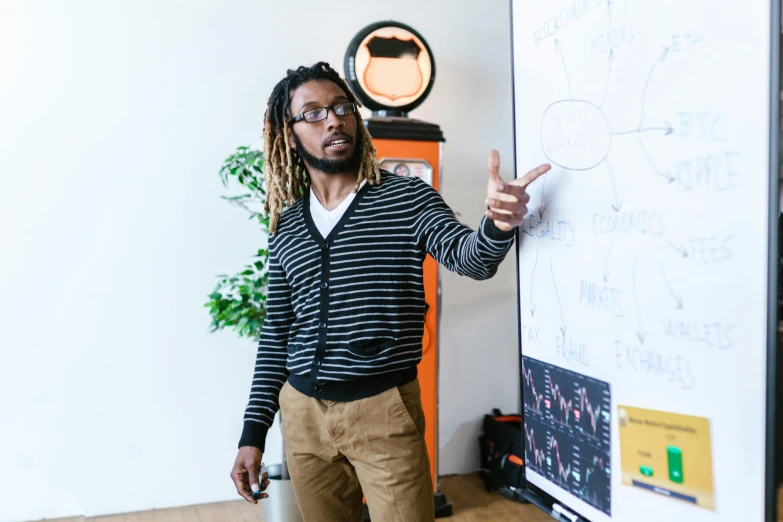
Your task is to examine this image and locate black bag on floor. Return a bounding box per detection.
[477,408,527,502]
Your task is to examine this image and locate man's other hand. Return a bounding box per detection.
[231,446,269,503]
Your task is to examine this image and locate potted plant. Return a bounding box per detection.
[205,146,270,338]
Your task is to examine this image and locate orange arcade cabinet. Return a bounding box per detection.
[344,21,452,519]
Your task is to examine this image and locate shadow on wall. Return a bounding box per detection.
[438,291,521,475]
[429,59,515,217]
[439,419,483,475]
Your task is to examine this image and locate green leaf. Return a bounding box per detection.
[207,148,270,339]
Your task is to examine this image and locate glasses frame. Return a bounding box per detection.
[287,102,358,126]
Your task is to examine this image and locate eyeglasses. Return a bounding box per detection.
[288,102,357,125]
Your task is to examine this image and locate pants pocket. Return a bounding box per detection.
[393,379,425,439]
[278,380,289,407]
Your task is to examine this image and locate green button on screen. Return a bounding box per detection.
[640,465,654,477]
[667,446,684,484]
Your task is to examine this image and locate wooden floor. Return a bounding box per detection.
[440,474,552,522]
[35,473,783,522]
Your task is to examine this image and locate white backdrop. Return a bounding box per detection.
[0,1,521,519]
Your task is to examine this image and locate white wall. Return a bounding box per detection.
[0,1,519,520]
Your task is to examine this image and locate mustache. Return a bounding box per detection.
[323,132,353,147]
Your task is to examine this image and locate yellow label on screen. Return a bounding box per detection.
[617,405,715,511]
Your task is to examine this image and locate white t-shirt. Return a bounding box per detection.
[309,180,367,238]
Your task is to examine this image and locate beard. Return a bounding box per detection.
[292,129,362,175]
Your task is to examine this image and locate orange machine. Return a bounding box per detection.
[345,20,452,519]
[367,119,450,519]
[372,128,443,484]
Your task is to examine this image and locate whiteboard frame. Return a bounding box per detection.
[764,0,781,517]
[508,0,781,520]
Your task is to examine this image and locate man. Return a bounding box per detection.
[230,62,549,522]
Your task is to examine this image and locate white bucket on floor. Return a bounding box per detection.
[260,478,303,522]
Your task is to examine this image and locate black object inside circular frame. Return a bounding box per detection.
[344,20,436,115]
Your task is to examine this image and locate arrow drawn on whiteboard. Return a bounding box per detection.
[639,139,675,183]
[612,122,673,136]
[641,46,670,120]
[530,251,538,316]
[538,174,548,218]
[667,241,689,258]
[633,257,646,344]
[599,50,614,109]
[551,259,567,337]
[555,39,572,99]
[659,261,683,310]
[600,0,614,109]
[606,159,622,212]
[603,241,614,283]
[638,46,675,183]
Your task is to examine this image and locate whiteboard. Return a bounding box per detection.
[511,1,778,521]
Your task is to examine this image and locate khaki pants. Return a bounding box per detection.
[278,378,435,522]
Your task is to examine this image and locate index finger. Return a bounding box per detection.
[488,149,501,180]
[515,164,551,188]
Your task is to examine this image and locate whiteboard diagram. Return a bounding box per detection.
[539,36,738,203]
[511,0,777,521]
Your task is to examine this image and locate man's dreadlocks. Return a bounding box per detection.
[262,62,381,234]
